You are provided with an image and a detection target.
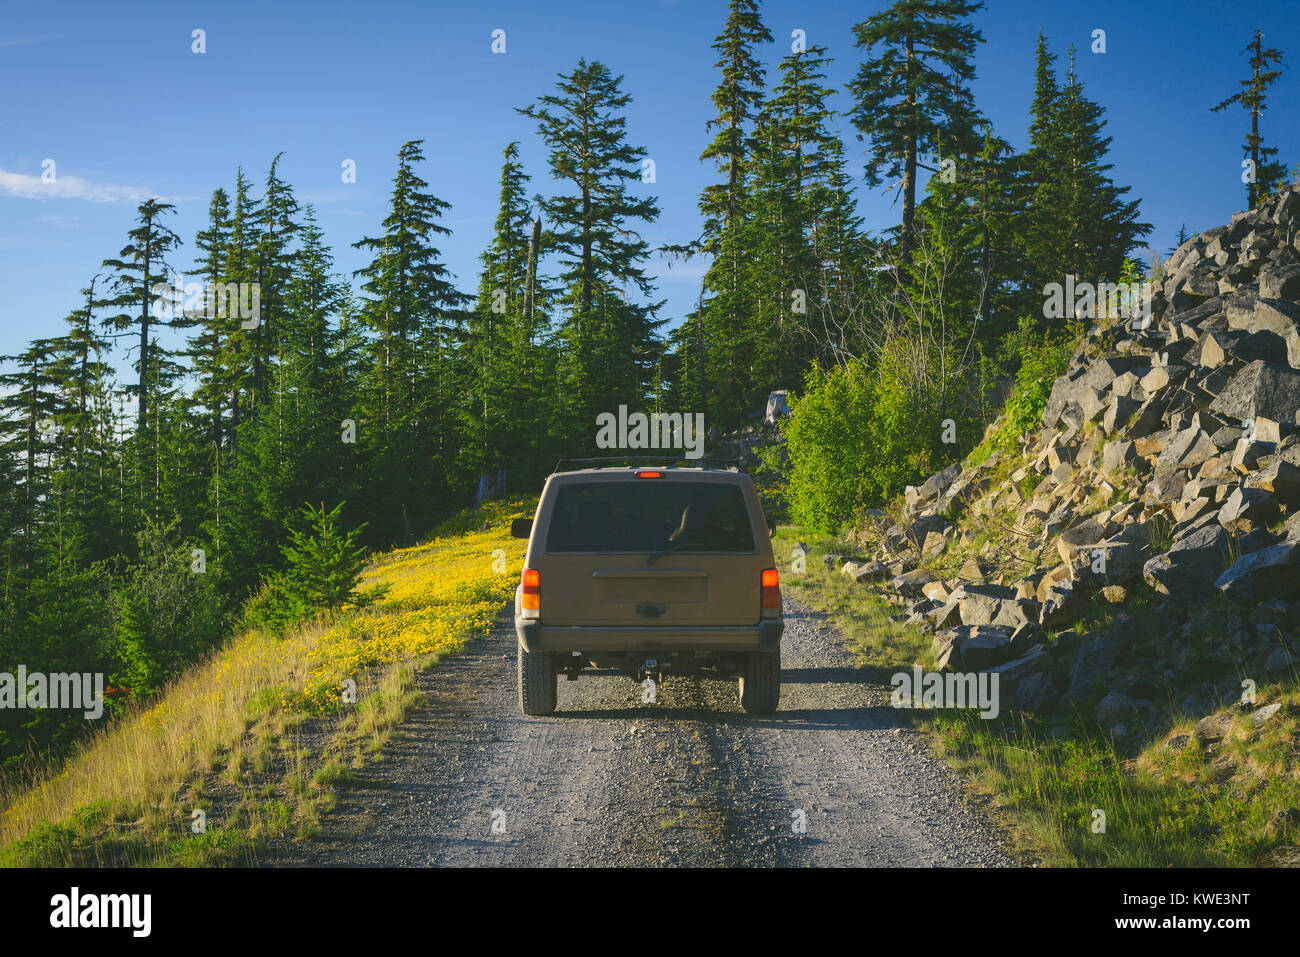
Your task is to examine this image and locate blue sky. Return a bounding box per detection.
[1,0,1297,366]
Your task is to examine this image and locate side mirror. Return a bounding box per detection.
[510,517,533,539]
[766,517,777,538]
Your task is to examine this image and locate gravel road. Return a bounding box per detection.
[269,597,1016,867]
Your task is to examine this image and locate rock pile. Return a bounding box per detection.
[850,183,1300,735]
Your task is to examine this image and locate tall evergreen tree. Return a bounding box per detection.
[519,59,664,448]
[1212,29,1287,208]
[464,142,552,485]
[848,0,985,257]
[352,140,470,542]
[1021,38,1150,294]
[694,0,772,426]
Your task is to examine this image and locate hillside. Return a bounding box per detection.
[833,184,1300,865]
[0,498,532,866]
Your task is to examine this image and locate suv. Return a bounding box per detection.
[511,458,784,716]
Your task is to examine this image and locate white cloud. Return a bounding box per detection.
[0,167,175,203]
[0,35,54,49]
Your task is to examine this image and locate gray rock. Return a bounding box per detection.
[1260,263,1300,300]
[847,559,889,583]
[1264,647,1298,674]
[1217,486,1280,531]
[958,594,1037,629]
[1014,669,1062,713]
[1070,522,1153,587]
[904,514,951,548]
[1143,523,1230,600]
[1251,702,1284,728]
[1057,518,1108,565]
[1209,360,1300,424]
[917,462,962,504]
[1042,356,1151,429]
[1093,690,1150,727]
[1040,582,1090,627]
[983,644,1048,693]
[1155,427,1219,471]
[1101,439,1138,476]
[1215,543,1300,604]
[959,626,1015,670]
[1007,622,1046,657]
[1247,460,1300,501]
[1194,711,1233,743]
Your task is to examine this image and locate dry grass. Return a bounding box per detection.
[0,496,535,867]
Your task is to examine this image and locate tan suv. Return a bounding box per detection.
[511,459,783,716]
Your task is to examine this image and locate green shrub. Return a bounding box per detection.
[242,502,381,634]
[972,318,1073,462]
[779,350,979,534]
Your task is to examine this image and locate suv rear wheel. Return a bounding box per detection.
[518,643,558,715]
[739,650,780,714]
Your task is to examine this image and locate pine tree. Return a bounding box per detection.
[352,140,470,541]
[848,0,985,258]
[464,142,551,485]
[749,45,870,395]
[99,200,183,439]
[45,278,121,562]
[519,59,665,449]
[1021,38,1150,294]
[691,1,772,427]
[0,339,62,572]
[1212,30,1287,208]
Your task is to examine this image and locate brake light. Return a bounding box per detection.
[636,470,663,479]
[521,568,540,615]
[761,567,781,614]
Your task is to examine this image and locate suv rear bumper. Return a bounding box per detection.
[516,619,783,654]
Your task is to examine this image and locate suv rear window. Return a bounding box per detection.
[545,481,757,554]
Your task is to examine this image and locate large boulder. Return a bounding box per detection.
[1155,426,1219,471]
[1217,486,1280,532]
[1143,523,1230,600]
[1259,264,1300,301]
[1209,360,1300,425]
[1093,690,1151,727]
[764,390,791,424]
[958,593,1038,629]
[1042,356,1150,429]
[958,626,1015,670]
[1070,522,1153,587]
[913,462,963,506]
[1215,543,1300,605]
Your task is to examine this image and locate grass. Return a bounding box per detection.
[777,522,1300,867]
[774,527,930,675]
[0,495,536,867]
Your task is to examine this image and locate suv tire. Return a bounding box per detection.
[519,643,558,715]
[739,649,780,714]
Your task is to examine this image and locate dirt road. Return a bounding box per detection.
[270,598,1016,867]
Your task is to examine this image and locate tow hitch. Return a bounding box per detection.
[637,658,664,684]
[563,651,585,681]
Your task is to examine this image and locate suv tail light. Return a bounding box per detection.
[761,567,780,617]
[521,568,540,618]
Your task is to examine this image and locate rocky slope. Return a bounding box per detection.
[845,184,1300,741]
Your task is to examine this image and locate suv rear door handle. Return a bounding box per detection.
[636,603,666,618]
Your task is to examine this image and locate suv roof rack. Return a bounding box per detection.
[551,455,744,474]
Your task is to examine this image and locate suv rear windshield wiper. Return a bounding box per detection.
[646,537,692,566]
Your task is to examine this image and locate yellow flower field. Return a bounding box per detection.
[0,495,536,865]
[282,496,532,712]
